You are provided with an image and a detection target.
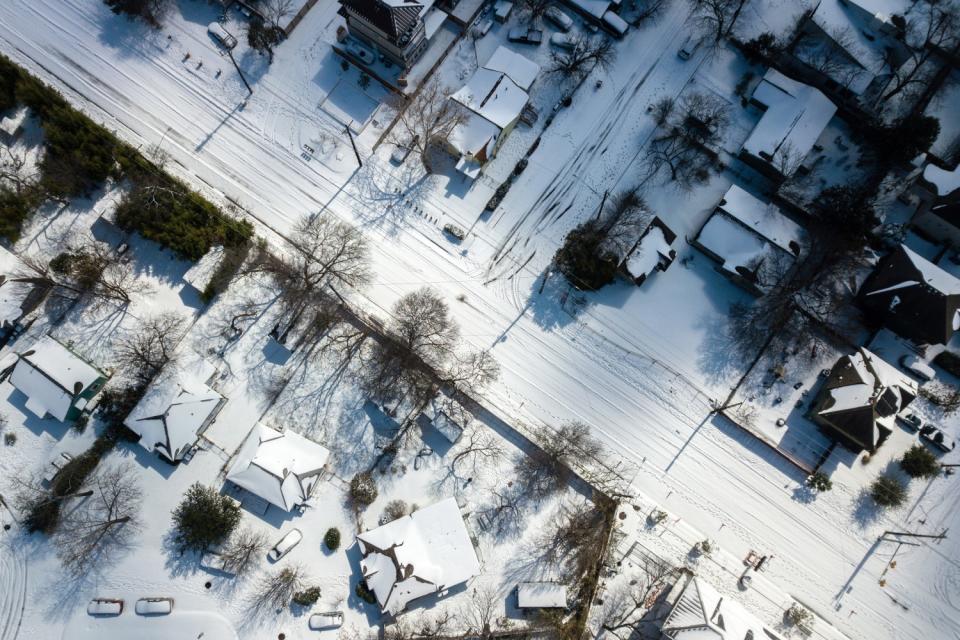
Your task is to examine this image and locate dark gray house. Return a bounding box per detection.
[338,0,430,69]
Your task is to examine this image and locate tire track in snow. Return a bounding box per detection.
[0,541,27,640]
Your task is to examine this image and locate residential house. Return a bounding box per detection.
[226,423,330,512]
[858,244,960,345]
[605,215,677,286]
[791,0,912,109]
[692,185,805,295]
[357,497,480,615]
[740,68,837,181]
[418,390,474,443]
[124,355,225,463]
[338,0,439,69]
[661,574,784,639]
[811,347,917,453]
[913,162,960,247]
[447,46,539,179]
[0,245,46,345]
[6,335,107,422]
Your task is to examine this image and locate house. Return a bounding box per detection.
[858,244,960,345]
[6,335,107,422]
[357,497,480,615]
[0,245,45,344]
[791,0,912,108]
[618,217,677,286]
[692,185,805,295]
[913,162,960,247]
[740,68,837,180]
[338,0,442,70]
[124,355,225,463]
[226,423,330,512]
[418,391,474,443]
[517,582,568,609]
[447,47,539,179]
[811,347,917,453]
[661,574,782,640]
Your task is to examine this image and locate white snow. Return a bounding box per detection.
[182,245,225,293]
[697,214,777,276]
[482,45,540,91]
[516,582,568,608]
[624,226,671,281]
[8,335,103,421]
[661,577,774,640]
[451,68,528,129]
[923,163,960,197]
[717,185,804,255]
[899,243,960,295]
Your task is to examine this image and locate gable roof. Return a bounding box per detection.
[357,497,480,615]
[227,423,330,511]
[482,46,541,91]
[9,336,104,421]
[452,68,528,129]
[716,185,804,255]
[662,577,778,640]
[339,0,425,41]
[743,68,836,175]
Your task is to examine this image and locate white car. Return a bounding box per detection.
[87,599,123,616]
[135,598,173,616]
[544,6,573,31]
[309,611,344,630]
[268,528,303,561]
[208,22,238,50]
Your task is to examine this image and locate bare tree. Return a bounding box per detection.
[390,80,466,173]
[541,501,610,583]
[383,610,455,640]
[220,526,269,576]
[642,92,727,189]
[447,427,505,481]
[881,1,960,106]
[549,35,617,79]
[461,582,500,637]
[515,421,602,498]
[17,239,150,307]
[518,0,551,23]
[691,0,749,43]
[114,311,186,386]
[442,350,501,395]
[251,565,306,609]
[53,463,142,576]
[0,146,38,195]
[599,553,678,639]
[246,0,294,62]
[793,27,864,90]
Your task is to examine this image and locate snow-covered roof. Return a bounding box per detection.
[9,336,104,421]
[716,185,804,255]
[624,225,672,280]
[423,7,446,39]
[227,423,330,511]
[448,112,500,160]
[124,354,224,461]
[356,497,480,615]
[923,163,960,197]
[182,245,225,292]
[0,107,27,137]
[482,46,540,91]
[561,0,610,20]
[517,582,568,608]
[697,214,773,276]
[451,68,528,129]
[743,68,836,175]
[662,577,777,640]
[897,244,960,295]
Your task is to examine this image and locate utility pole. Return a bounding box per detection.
[345,124,363,168]
[595,190,609,220]
[882,530,948,541]
[226,49,253,97]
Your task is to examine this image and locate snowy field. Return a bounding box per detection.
[0,1,959,640]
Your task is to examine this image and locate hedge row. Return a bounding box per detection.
[0,54,252,257]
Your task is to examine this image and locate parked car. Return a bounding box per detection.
[900,355,935,382]
[897,410,922,432]
[309,611,344,630]
[87,599,123,616]
[677,34,699,60]
[508,28,543,44]
[920,424,956,453]
[268,528,303,561]
[550,32,576,49]
[200,551,234,574]
[135,598,174,616]
[602,11,628,37]
[207,22,238,50]
[544,6,573,31]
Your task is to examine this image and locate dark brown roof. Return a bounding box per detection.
[339,0,422,41]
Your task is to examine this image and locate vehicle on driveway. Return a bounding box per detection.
[87,599,123,616]
[920,424,956,453]
[897,410,922,432]
[900,355,935,381]
[208,22,238,50]
[268,528,303,561]
[678,34,699,59]
[135,598,174,616]
[508,28,543,44]
[544,6,573,31]
[550,33,576,49]
[309,611,344,630]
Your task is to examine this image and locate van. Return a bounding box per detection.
[208,22,238,50]
[544,6,573,32]
[678,34,699,60]
[602,11,628,37]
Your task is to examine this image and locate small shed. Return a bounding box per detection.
[517,582,568,609]
[182,245,225,295]
[0,107,28,145]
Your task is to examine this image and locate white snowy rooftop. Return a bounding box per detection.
[662,577,778,640]
[226,423,330,512]
[357,497,479,615]
[717,185,804,255]
[482,46,540,91]
[923,163,960,197]
[624,225,672,280]
[124,354,223,461]
[743,68,836,175]
[448,112,500,160]
[885,244,960,295]
[9,335,103,421]
[182,245,225,292]
[452,67,528,129]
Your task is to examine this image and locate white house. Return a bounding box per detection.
[741,68,837,180]
[357,497,480,615]
[226,423,331,512]
[662,576,783,639]
[447,47,539,179]
[7,335,106,421]
[124,355,225,463]
[693,185,805,294]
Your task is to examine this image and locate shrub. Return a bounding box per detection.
[861,114,940,168]
[934,350,960,378]
[786,603,814,628]
[324,527,341,551]
[554,219,618,290]
[900,445,940,479]
[97,384,147,438]
[292,586,321,606]
[349,472,378,507]
[172,483,242,551]
[0,55,19,111]
[806,471,833,492]
[355,581,377,604]
[0,188,35,243]
[870,475,907,508]
[381,499,409,524]
[72,413,89,434]
[3,432,14,445]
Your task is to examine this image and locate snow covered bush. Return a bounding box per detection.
[785,603,814,629]
[381,499,409,524]
[648,509,668,526]
[806,471,833,492]
[870,475,907,508]
[324,527,341,551]
[349,472,378,507]
[292,586,321,606]
[899,445,941,479]
[171,483,242,551]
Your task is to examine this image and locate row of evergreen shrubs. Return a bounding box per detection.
[0,55,253,258]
